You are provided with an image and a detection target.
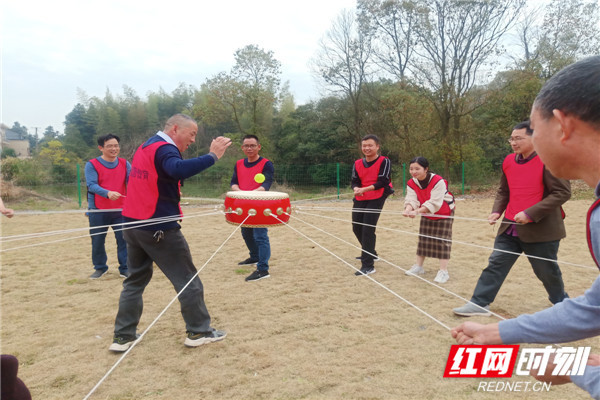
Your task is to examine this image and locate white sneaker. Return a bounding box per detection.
[433,270,449,283]
[405,265,425,276]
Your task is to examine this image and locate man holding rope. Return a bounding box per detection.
[85,134,131,280]
[109,113,232,351]
[453,120,570,316]
[452,56,600,399]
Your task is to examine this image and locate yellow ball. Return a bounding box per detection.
[254,173,265,183]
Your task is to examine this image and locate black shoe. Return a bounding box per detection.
[238,258,259,266]
[245,269,270,281]
[89,269,108,279]
[184,329,227,347]
[119,271,129,278]
[354,266,375,276]
[109,334,140,352]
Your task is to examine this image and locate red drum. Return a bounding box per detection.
[224,191,291,227]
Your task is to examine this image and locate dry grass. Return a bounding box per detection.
[1,195,598,399]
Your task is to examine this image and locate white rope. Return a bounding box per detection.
[271,214,453,331]
[284,212,508,321]
[82,214,249,400]
[0,211,221,252]
[295,205,521,225]
[296,209,598,271]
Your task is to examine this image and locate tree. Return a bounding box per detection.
[357,0,419,80]
[516,0,600,78]
[312,9,373,141]
[201,44,282,148]
[410,0,524,176]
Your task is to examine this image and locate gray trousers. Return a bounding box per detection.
[113,228,212,340]
[471,233,568,307]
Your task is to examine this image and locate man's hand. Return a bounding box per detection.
[451,321,503,345]
[210,136,233,159]
[488,212,501,225]
[514,211,532,224]
[107,191,122,201]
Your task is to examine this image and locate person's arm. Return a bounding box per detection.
[403,185,419,218]
[259,160,274,191]
[498,275,600,344]
[491,172,509,215]
[84,161,109,198]
[230,163,240,190]
[350,163,361,189]
[524,168,571,222]
[420,177,446,214]
[157,145,217,180]
[372,157,391,190]
[570,363,600,400]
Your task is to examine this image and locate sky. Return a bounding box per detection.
[1,0,357,135]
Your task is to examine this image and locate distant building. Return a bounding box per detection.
[0,124,30,158]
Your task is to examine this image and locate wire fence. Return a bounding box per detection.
[2,158,503,207]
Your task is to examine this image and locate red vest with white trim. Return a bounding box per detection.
[407,174,453,220]
[122,141,182,220]
[236,158,269,190]
[587,198,600,269]
[502,154,545,221]
[89,157,127,209]
[354,156,390,201]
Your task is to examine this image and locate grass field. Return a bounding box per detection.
[1,194,598,399]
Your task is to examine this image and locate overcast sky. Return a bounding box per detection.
[1,0,356,135]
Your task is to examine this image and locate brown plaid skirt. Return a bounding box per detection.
[416,212,454,259]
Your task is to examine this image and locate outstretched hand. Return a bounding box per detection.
[210,136,233,159]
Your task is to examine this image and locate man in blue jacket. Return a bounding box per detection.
[110,113,231,352]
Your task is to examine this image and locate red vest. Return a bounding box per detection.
[89,158,127,209]
[407,174,453,220]
[503,154,545,221]
[122,141,182,220]
[354,156,391,201]
[236,158,269,190]
[587,198,600,269]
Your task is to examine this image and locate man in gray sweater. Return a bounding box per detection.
[451,56,600,399]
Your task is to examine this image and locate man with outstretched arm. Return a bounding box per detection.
[110,113,232,351]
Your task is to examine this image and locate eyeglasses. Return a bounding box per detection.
[242,144,258,149]
[103,144,120,149]
[507,137,527,143]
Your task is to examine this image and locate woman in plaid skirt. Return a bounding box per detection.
[403,156,455,283]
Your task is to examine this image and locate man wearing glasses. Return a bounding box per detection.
[453,121,571,316]
[230,134,274,281]
[85,134,131,279]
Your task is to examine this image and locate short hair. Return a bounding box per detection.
[361,134,380,145]
[242,134,260,144]
[409,156,429,170]
[513,120,533,136]
[164,113,195,130]
[97,134,120,147]
[534,56,600,128]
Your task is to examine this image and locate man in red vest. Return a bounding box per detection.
[453,121,571,316]
[110,114,231,352]
[230,135,274,282]
[351,134,393,276]
[85,134,131,279]
[451,55,600,399]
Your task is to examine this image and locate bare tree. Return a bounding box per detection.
[312,9,373,142]
[357,0,419,81]
[516,0,600,78]
[411,0,524,176]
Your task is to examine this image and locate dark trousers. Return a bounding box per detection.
[352,196,387,268]
[471,233,568,307]
[241,227,270,271]
[89,211,128,274]
[114,228,212,340]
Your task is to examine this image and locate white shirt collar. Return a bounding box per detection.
[157,131,176,146]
